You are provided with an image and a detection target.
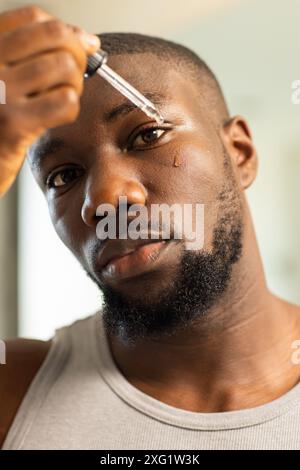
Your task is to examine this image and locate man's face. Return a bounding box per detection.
[29,52,244,342]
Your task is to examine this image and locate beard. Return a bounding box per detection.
[89,155,244,345]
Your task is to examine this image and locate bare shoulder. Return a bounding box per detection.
[0,337,52,448]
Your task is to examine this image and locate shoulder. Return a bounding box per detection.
[0,338,51,448]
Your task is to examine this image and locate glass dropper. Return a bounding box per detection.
[85,49,164,125]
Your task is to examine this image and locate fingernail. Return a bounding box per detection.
[85,33,100,47]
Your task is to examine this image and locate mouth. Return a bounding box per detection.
[97,237,174,282]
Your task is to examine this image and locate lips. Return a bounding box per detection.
[96,237,173,282]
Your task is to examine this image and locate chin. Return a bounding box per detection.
[102,268,175,301]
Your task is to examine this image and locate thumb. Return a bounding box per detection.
[71,26,101,55]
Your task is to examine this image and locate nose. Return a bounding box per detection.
[81,160,147,229]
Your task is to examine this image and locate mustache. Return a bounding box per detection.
[88,218,176,266]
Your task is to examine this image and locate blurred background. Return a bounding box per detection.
[1,0,300,340]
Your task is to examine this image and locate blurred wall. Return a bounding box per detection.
[0,187,18,338]
[0,0,299,339]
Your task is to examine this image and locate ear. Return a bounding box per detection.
[220,116,258,190]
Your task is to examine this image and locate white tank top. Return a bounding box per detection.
[3,311,300,449]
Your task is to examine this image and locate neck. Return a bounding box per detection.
[107,204,300,412]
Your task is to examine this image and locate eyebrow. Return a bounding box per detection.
[30,90,168,169]
[29,138,69,170]
[102,91,167,122]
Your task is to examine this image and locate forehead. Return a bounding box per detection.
[29,53,205,166]
[80,52,199,118]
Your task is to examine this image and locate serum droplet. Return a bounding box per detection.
[173,154,181,167]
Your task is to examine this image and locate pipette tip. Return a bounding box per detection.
[143,106,164,125]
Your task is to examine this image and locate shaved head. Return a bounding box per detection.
[98,32,230,128]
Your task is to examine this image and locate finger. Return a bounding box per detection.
[5,50,84,99]
[69,25,100,55]
[21,85,81,129]
[0,19,99,76]
[0,5,51,34]
[0,19,99,70]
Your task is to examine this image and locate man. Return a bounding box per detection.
[1,5,300,450]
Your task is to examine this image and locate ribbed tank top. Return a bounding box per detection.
[3,311,300,450]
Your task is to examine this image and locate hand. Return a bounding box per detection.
[0,5,100,196]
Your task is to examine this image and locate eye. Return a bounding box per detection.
[46,167,83,189]
[129,126,169,149]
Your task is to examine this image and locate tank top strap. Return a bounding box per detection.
[2,312,100,450]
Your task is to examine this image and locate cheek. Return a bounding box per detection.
[47,195,86,256]
[145,140,222,203]
[143,141,224,250]
[175,145,222,248]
